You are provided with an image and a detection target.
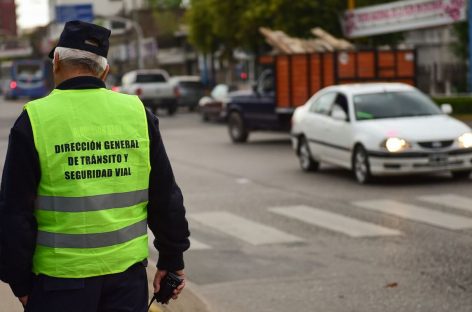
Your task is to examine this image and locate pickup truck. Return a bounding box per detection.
[120,69,178,115]
[225,49,417,143]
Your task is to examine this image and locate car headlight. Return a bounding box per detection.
[382,137,411,152]
[458,132,472,148]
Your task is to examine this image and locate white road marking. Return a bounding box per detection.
[269,206,402,237]
[418,194,472,214]
[148,228,211,251]
[188,212,303,245]
[236,178,251,184]
[189,238,212,250]
[353,199,472,230]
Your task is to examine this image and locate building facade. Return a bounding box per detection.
[404,26,466,95]
[48,0,149,19]
[0,0,17,37]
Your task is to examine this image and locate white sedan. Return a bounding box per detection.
[291,83,472,183]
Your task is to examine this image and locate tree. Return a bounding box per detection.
[148,0,184,9]
[187,0,403,57]
[452,22,467,62]
[186,0,219,54]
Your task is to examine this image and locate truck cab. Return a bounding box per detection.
[226,69,292,143]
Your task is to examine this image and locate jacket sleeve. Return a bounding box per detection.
[145,110,190,271]
[0,111,40,297]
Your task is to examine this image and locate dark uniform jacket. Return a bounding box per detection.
[0,76,190,297]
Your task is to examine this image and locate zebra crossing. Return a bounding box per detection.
[187,194,472,251]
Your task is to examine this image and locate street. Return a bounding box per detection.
[2,98,472,312]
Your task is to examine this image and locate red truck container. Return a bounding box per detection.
[259,49,416,110]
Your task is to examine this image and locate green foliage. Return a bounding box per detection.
[186,0,219,53]
[187,0,407,57]
[432,96,472,114]
[451,22,468,61]
[153,10,182,37]
[148,0,183,9]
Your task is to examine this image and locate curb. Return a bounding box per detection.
[146,266,213,312]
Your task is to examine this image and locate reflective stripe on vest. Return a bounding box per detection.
[36,189,148,212]
[37,218,147,248]
[25,88,151,278]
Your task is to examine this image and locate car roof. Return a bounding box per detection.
[323,82,416,96]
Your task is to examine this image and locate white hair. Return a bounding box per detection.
[55,47,108,75]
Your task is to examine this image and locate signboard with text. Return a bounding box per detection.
[342,0,466,38]
[55,4,94,23]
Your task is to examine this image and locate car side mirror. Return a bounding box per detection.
[332,108,347,121]
[441,103,452,115]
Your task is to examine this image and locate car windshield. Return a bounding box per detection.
[354,91,442,121]
[16,64,42,81]
[136,74,166,83]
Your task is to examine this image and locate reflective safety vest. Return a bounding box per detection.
[24,88,150,278]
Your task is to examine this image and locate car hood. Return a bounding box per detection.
[356,115,471,141]
[228,90,253,99]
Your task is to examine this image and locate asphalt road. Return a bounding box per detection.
[2,98,472,312]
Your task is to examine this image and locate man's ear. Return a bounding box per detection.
[53,52,60,74]
[100,64,110,82]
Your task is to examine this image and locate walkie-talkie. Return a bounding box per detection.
[148,272,183,309]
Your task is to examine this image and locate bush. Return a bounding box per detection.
[432,96,472,115]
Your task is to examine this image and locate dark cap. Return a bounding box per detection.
[49,20,111,59]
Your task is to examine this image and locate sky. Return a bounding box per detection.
[16,0,50,29]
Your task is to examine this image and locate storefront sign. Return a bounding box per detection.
[342,0,466,38]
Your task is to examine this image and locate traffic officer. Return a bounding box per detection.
[0,20,190,311]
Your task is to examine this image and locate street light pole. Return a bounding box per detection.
[111,15,144,69]
[348,0,355,10]
[468,1,472,92]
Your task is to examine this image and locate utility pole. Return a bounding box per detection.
[348,0,355,10]
[469,1,472,92]
[132,0,144,69]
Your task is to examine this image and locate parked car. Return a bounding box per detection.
[169,76,206,111]
[291,83,472,184]
[120,69,177,115]
[199,84,237,122]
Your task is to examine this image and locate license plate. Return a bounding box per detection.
[429,153,448,166]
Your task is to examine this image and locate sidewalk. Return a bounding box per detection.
[0,267,212,312]
[146,266,212,312]
[0,283,20,312]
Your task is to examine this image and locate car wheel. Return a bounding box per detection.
[298,137,319,172]
[228,112,249,143]
[168,103,177,116]
[451,170,471,180]
[201,112,209,122]
[151,106,159,116]
[353,145,372,184]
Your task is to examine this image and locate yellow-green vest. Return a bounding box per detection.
[24,87,150,278]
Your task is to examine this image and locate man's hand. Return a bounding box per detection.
[153,269,185,302]
[18,296,28,307]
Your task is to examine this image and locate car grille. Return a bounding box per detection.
[418,140,453,149]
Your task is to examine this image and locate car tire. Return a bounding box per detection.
[201,113,209,122]
[298,137,319,172]
[228,112,249,143]
[168,103,177,116]
[451,170,471,180]
[352,145,372,184]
